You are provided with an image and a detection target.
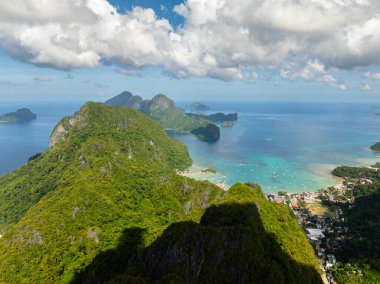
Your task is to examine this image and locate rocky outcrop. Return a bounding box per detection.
[105,91,145,109]
[105,92,221,142]
[49,113,84,147]
[370,142,380,151]
[191,123,220,142]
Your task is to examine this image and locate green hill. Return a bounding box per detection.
[74,183,321,283]
[330,162,380,283]
[105,92,220,142]
[0,103,320,283]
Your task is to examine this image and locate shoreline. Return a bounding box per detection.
[179,162,349,195]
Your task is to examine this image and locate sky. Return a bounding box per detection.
[0,0,380,102]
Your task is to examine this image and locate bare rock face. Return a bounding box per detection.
[50,124,67,148]
[49,113,84,147]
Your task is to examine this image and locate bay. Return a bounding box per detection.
[1,100,379,193]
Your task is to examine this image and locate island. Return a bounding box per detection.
[105,92,220,142]
[187,112,238,123]
[188,101,210,112]
[0,108,36,122]
[191,123,220,142]
[370,142,380,151]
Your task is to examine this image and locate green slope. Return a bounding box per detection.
[105,92,220,141]
[331,163,380,283]
[0,102,320,283]
[0,103,223,282]
[145,94,209,132]
[76,184,321,283]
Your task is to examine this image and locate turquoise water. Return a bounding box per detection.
[174,102,380,192]
[1,101,380,193]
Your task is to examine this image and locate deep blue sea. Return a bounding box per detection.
[1,100,380,192]
[0,101,85,176]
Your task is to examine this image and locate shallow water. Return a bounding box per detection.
[173,101,380,192]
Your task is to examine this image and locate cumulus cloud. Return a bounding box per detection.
[0,0,380,86]
[280,59,347,90]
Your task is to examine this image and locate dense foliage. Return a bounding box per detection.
[105,91,221,141]
[332,166,379,180]
[146,94,210,133]
[0,103,222,282]
[331,163,380,283]
[0,103,320,283]
[80,183,321,283]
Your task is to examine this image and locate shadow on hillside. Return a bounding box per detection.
[70,227,146,284]
[336,192,380,270]
[71,203,323,284]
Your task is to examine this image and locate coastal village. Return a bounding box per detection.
[265,177,375,283]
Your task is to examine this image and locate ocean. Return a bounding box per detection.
[1,100,380,192]
[0,101,85,176]
[174,101,380,192]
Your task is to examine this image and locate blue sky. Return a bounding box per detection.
[0,0,379,102]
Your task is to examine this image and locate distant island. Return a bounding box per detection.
[188,101,210,112]
[370,142,380,151]
[105,91,220,142]
[187,112,238,122]
[0,108,36,123]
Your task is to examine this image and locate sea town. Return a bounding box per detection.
[265,177,374,280]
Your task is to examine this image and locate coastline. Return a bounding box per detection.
[180,161,350,195]
[178,163,229,190]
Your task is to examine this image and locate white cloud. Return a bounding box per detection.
[0,0,379,86]
[280,59,347,90]
[364,72,380,80]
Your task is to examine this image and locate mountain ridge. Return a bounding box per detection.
[0,102,320,283]
[105,92,220,142]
